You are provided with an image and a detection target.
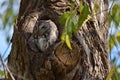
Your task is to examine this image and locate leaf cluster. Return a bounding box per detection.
[60,2,89,49]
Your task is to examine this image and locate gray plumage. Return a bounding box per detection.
[33,20,58,52]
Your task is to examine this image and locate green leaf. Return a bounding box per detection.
[108,14,112,26]
[112,4,119,17]
[6,36,10,42]
[1,1,7,7]
[61,32,66,42]
[109,35,117,52]
[106,65,116,80]
[60,3,89,50]
[79,1,83,13]
[67,19,72,33]
[94,4,99,12]
[70,2,76,11]
[69,14,78,34]
[77,4,89,30]
[110,58,116,65]
[92,4,99,16]
[111,66,120,80]
[67,27,72,39]
[3,9,13,28]
[65,34,72,49]
[59,12,70,25]
[71,21,77,33]
[109,35,117,46]
[111,4,120,28]
[109,42,113,53]
[0,70,4,76]
[117,32,120,43]
[114,10,120,27]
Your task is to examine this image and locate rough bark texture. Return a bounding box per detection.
[8,0,110,80]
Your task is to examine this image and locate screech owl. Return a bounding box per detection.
[33,20,58,52]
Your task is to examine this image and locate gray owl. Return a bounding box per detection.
[33,20,58,52]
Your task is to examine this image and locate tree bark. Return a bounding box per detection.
[8,0,110,80]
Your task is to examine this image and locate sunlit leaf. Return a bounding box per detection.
[79,1,83,13]
[117,32,120,43]
[109,35,117,46]
[65,34,72,49]
[61,32,66,42]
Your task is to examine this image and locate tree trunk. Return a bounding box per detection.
[8,0,110,80]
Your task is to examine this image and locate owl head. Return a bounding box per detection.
[33,20,58,52]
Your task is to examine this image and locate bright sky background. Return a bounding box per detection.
[0,0,20,59]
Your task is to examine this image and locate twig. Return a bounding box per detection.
[0,55,15,80]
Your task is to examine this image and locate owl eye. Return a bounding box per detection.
[44,33,49,38]
[41,25,46,29]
